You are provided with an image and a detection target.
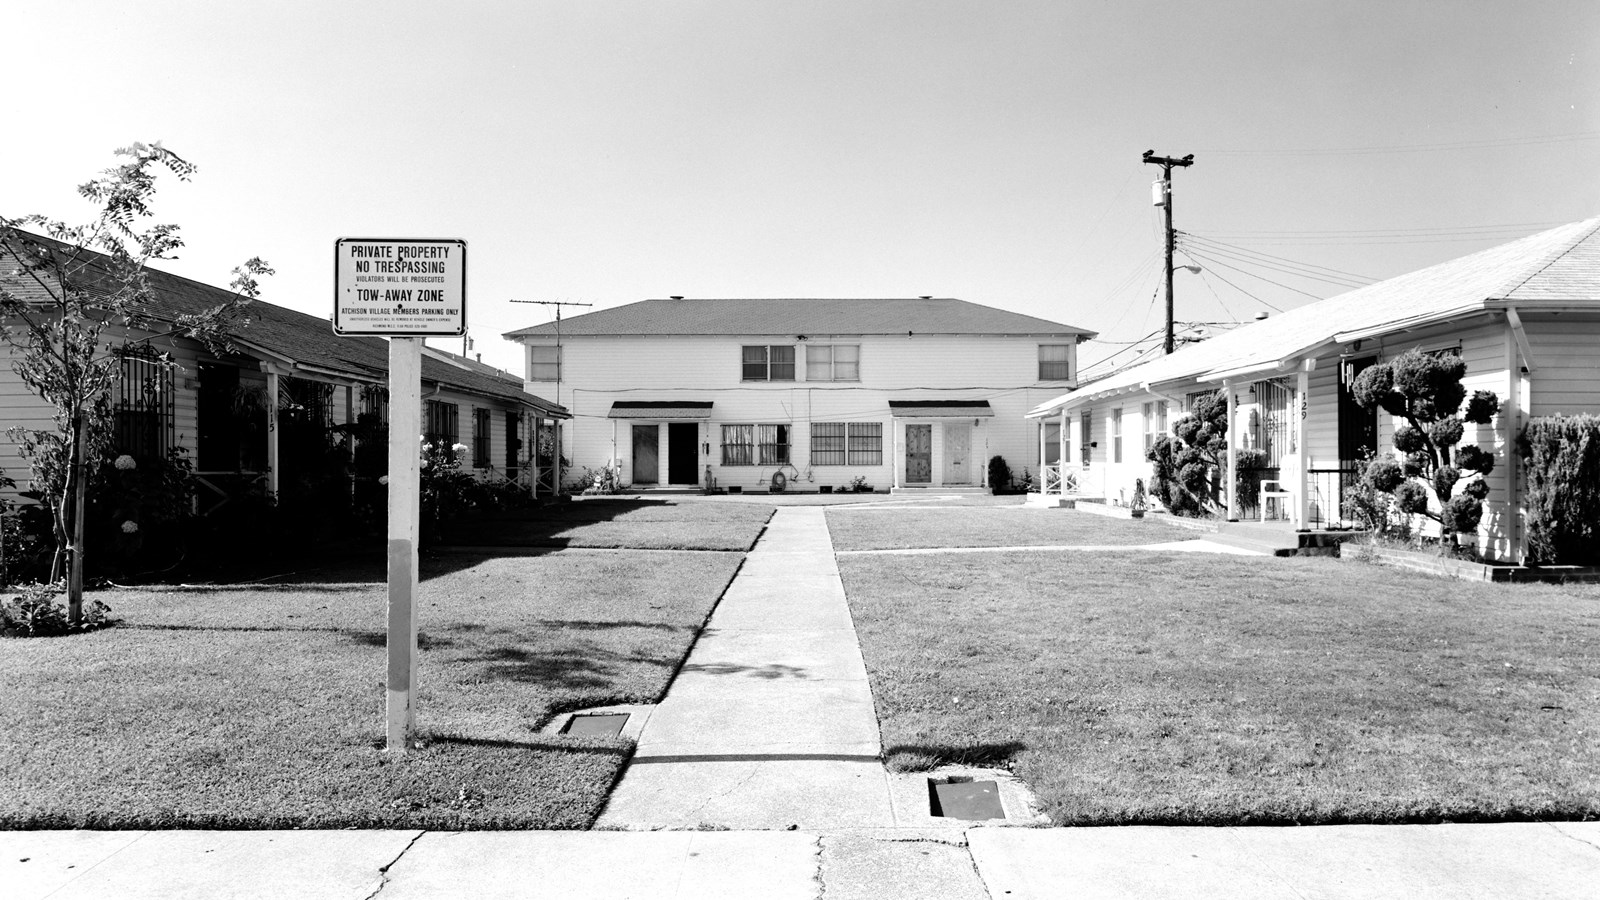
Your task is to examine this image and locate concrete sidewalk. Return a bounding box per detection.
[9,822,1599,899]
[597,506,897,829]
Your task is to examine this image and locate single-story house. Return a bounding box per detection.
[1,229,569,510]
[1027,216,1600,564]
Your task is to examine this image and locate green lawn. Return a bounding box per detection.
[0,551,742,829]
[448,498,775,551]
[826,506,1174,551]
[840,550,1600,825]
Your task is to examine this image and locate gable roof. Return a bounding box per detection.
[1028,216,1600,417]
[504,297,1093,339]
[0,229,566,417]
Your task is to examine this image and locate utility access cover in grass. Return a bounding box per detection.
[929,777,1005,820]
[561,714,630,738]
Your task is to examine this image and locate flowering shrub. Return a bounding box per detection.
[581,465,623,495]
[0,582,114,637]
[89,447,197,576]
[420,439,479,543]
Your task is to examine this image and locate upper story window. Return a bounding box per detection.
[742,345,795,382]
[1039,344,1073,381]
[529,345,560,381]
[805,344,859,382]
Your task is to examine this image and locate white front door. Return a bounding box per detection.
[942,422,971,484]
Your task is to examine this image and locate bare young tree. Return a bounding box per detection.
[0,142,271,622]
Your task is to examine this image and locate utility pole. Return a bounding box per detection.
[510,299,593,495]
[509,299,594,396]
[1143,150,1194,354]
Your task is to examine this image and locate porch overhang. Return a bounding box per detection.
[889,400,994,418]
[607,401,713,420]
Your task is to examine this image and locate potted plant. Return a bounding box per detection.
[1130,478,1147,518]
[849,475,873,493]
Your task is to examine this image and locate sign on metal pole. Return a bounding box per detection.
[333,237,466,753]
[334,238,467,336]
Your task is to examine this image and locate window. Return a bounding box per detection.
[721,425,753,465]
[1042,422,1061,465]
[426,400,459,450]
[1112,407,1124,463]
[1143,401,1168,453]
[1038,344,1072,381]
[529,345,559,381]
[811,422,845,466]
[473,408,492,468]
[723,423,791,465]
[847,422,882,465]
[113,344,175,460]
[1080,409,1092,468]
[811,422,882,466]
[742,345,795,381]
[806,345,859,382]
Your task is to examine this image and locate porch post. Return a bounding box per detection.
[1296,361,1312,529]
[1037,420,1047,490]
[1225,380,1238,521]
[534,413,547,496]
[265,370,280,499]
[1505,322,1524,563]
[553,419,564,495]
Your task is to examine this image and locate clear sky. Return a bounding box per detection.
[8,1,1598,376]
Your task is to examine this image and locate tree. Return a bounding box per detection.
[0,142,271,622]
[1349,348,1497,550]
[1148,390,1228,515]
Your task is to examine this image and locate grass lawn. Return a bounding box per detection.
[447,498,774,551]
[840,550,1600,825]
[0,551,742,830]
[826,506,1172,551]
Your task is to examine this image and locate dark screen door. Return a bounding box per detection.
[632,424,659,484]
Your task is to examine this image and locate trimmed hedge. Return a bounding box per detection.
[1522,414,1600,565]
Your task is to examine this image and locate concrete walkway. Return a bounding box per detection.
[10,822,1599,899]
[598,506,897,829]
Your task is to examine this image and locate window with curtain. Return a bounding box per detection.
[1043,422,1061,465]
[757,424,791,464]
[721,424,754,465]
[1038,344,1072,380]
[741,345,795,381]
[806,345,859,381]
[1112,408,1124,463]
[529,345,559,381]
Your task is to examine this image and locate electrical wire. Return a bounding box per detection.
[1178,232,1376,285]
[1193,131,1600,157]
[1178,247,1325,305]
[1177,241,1368,290]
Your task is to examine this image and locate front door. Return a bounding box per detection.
[942,422,971,483]
[905,424,932,483]
[667,422,699,484]
[632,424,659,484]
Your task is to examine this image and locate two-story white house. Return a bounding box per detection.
[503,297,1094,492]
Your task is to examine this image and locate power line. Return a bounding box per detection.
[1178,232,1376,284]
[1194,131,1600,157]
[1177,237,1369,290]
[1179,254,1288,313]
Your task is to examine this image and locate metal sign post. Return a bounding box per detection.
[333,237,466,754]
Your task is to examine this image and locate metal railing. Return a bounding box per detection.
[1306,464,1358,529]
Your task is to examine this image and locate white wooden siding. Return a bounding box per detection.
[1522,314,1600,417]
[520,333,1077,491]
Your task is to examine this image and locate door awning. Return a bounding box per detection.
[888,400,995,418]
[607,401,714,420]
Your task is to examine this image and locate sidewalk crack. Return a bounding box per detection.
[1548,821,1600,854]
[362,831,427,900]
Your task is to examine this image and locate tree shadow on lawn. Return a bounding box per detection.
[884,740,1028,772]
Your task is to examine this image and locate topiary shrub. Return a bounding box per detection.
[1520,414,1600,565]
[1234,448,1270,512]
[1147,390,1229,516]
[988,455,1012,494]
[1350,349,1497,551]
